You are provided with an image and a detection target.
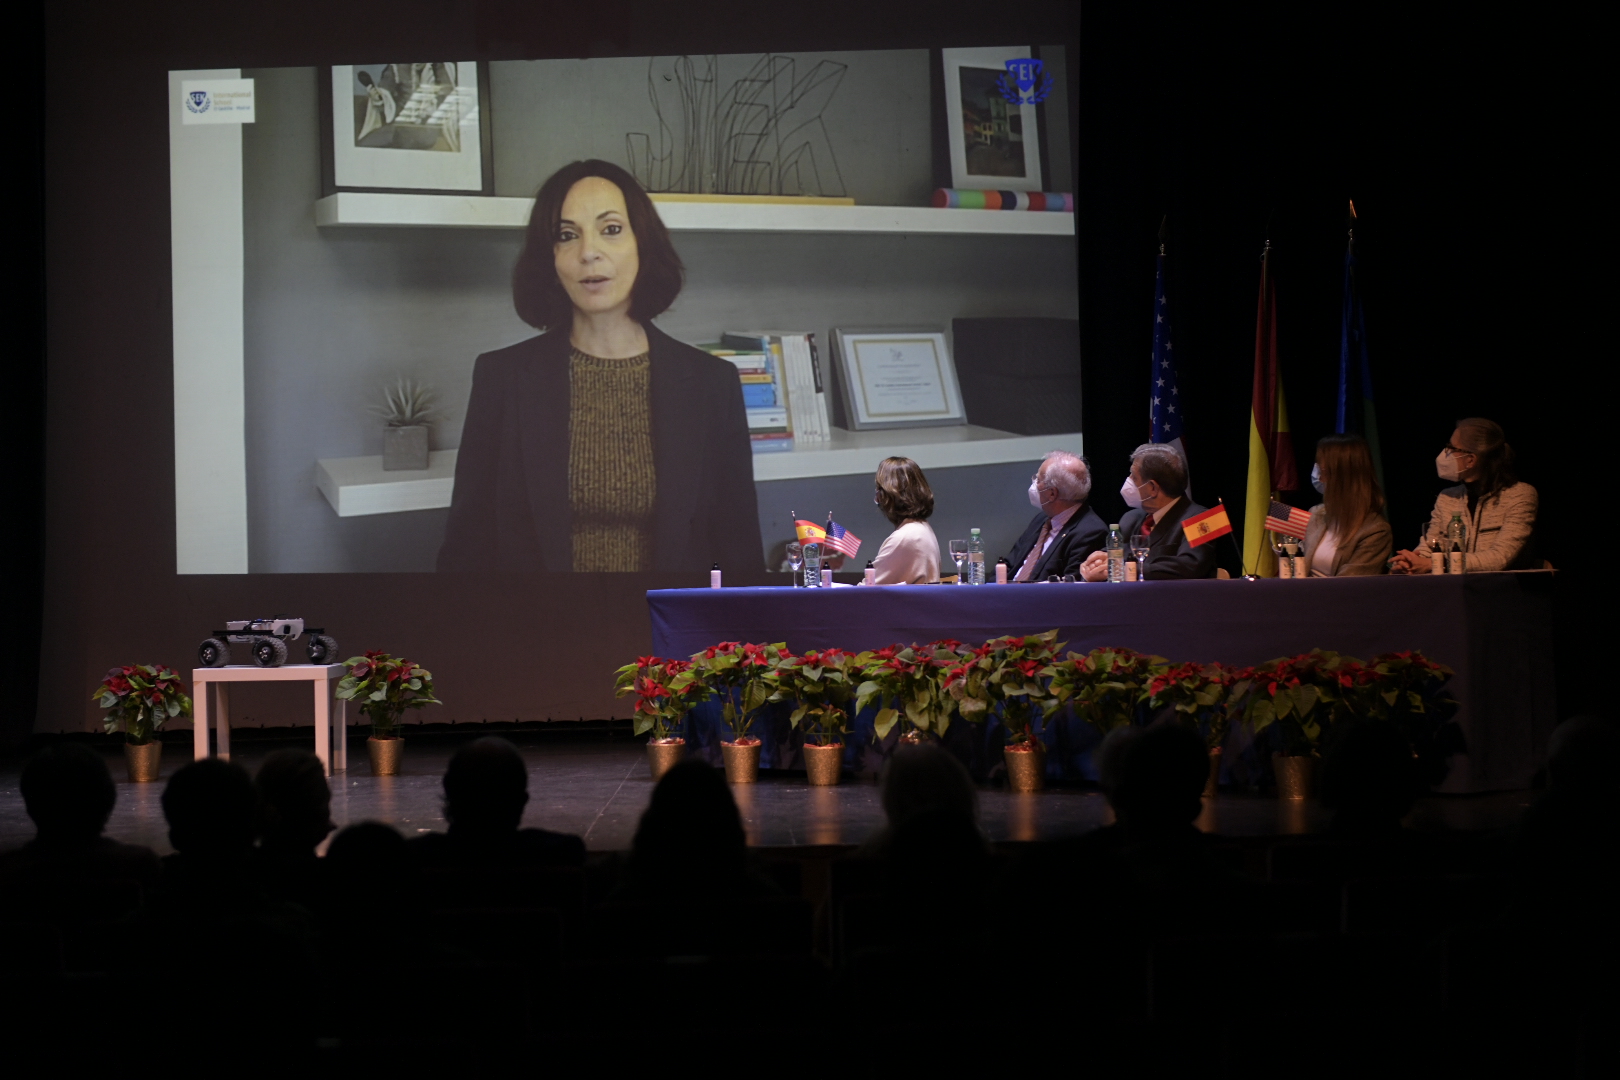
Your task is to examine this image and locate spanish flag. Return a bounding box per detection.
[794,519,827,543]
[1242,242,1298,577]
[1180,504,1233,548]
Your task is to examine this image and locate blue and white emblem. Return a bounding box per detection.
[997,59,1054,106]
[185,89,211,114]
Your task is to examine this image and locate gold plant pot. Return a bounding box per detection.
[1272,752,1316,800]
[124,740,162,783]
[1004,742,1046,793]
[368,736,404,776]
[647,738,686,781]
[1204,747,1224,798]
[721,739,762,784]
[803,741,844,786]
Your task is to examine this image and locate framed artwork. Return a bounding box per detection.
[830,329,966,431]
[320,62,494,195]
[937,47,1046,192]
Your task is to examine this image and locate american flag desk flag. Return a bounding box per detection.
[823,520,862,558]
[1180,504,1233,548]
[1263,501,1312,540]
[794,519,827,543]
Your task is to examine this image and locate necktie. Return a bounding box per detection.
[1139,515,1155,538]
[1015,520,1052,582]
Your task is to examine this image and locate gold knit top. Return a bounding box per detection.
[568,348,655,572]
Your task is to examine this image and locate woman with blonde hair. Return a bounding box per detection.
[1390,418,1537,573]
[1303,433,1393,576]
[867,457,941,584]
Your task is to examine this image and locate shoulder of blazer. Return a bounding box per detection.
[470,331,567,384]
[647,324,740,385]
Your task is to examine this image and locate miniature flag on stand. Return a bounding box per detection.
[1264,500,1312,540]
[1180,504,1233,548]
[823,520,862,558]
[794,519,827,543]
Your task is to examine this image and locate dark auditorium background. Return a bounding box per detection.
[14,1,1598,747]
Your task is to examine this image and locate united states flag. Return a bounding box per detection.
[1150,240,1190,496]
[1263,500,1311,539]
[823,520,862,558]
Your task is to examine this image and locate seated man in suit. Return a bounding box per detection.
[1081,443,1216,581]
[1005,451,1108,581]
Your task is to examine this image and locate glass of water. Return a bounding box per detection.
[786,541,803,584]
[802,542,823,587]
[1129,534,1151,579]
[949,539,968,583]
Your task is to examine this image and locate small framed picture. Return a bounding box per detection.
[831,329,966,431]
[320,62,494,196]
[938,47,1046,192]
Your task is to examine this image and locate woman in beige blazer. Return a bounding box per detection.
[1391,418,1538,573]
[1303,433,1393,576]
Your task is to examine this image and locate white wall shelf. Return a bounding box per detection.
[314,192,1075,237]
[315,427,1082,517]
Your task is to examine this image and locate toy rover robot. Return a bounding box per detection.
[197,618,339,668]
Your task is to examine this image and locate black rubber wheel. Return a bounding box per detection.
[198,637,230,668]
[306,634,339,665]
[251,637,290,668]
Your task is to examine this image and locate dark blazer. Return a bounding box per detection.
[1119,497,1218,580]
[1005,504,1108,580]
[437,324,763,572]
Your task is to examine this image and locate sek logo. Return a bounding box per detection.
[997,59,1054,106]
[185,90,211,114]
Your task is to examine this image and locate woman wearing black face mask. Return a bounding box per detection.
[1302,434,1392,576]
[1390,418,1538,573]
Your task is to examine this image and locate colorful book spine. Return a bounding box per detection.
[931,189,1074,211]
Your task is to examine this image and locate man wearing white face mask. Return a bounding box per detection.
[1081,443,1216,581]
[1004,451,1107,582]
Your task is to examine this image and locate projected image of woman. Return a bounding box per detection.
[437,160,762,572]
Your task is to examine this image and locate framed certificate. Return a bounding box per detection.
[831,329,966,431]
[319,62,494,196]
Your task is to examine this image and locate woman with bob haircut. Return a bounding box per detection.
[438,160,762,572]
[1301,433,1393,576]
[865,457,941,584]
[1390,417,1537,573]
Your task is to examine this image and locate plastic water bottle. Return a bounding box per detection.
[1106,524,1126,582]
[803,542,823,587]
[967,529,986,584]
[1446,512,1467,574]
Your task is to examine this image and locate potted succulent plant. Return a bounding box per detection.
[1145,661,1245,796]
[855,640,963,745]
[946,631,1063,792]
[376,377,439,471]
[769,648,858,785]
[93,665,192,782]
[691,641,786,783]
[336,651,440,775]
[614,656,712,781]
[1232,649,1363,799]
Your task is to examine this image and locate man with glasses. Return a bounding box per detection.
[1005,451,1107,582]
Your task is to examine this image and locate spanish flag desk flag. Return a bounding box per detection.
[794,519,827,543]
[1181,504,1233,547]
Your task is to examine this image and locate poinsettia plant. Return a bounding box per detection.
[1047,646,1167,736]
[1231,649,1365,755]
[690,641,788,742]
[614,656,712,741]
[336,651,440,737]
[93,665,192,744]
[855,639,965,741]
[769,648,860,745]
[944,630,1064,747]
[1145,661,1247,750]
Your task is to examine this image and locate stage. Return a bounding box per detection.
[0,734,1530,856]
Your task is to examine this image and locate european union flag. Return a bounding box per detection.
[1337,201,1384,488]
[1150,238,1190,491]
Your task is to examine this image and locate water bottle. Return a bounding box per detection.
[967,529,986,584]
[1446,512,1467,574]
[1106,524,1126,582]
[803,542,823,587]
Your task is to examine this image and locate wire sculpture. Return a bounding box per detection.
[626,54,849,198]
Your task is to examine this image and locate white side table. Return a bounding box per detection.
[192,664,348,776]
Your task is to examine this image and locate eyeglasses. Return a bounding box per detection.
[1441,445,1476,457]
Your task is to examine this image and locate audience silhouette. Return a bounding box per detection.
[0,743,159,890]
[408,736,585,869]
[618,757,767,900]
[253,749,334,907]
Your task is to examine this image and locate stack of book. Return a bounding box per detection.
[700,341,793,452]
[721,331,833,450]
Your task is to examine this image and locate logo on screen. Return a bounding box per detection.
[997,59,1053,106]
[185,90,212,114]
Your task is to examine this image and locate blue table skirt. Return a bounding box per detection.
[649,573,1558,793]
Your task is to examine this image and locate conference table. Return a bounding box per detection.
[647,572,1558,794]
